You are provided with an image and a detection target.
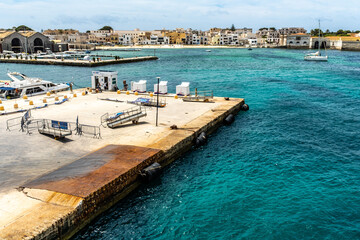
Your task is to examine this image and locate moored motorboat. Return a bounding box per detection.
[0,72,69,99]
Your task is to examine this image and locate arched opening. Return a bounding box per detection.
[314,41,319,49]
[33,37,44,52]
[314,41,326,49]
[11,38,22,53]
[34,38,43,46]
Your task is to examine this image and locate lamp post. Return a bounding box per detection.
[156,77,160,127]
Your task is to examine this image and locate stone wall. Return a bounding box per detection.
[341,41,360,51]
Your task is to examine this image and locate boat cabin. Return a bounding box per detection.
[91,70,118,91]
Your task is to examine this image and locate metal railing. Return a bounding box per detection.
[77,124,101,139]
[6,116,23,131]
[6,110,32,132]
[183,90,214,102]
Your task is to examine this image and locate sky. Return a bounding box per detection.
[0,0,359,32]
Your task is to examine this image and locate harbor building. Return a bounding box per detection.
[0,31,51,53]
[310,37,330,49]
[286,33,311,48]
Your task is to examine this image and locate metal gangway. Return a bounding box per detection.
[101,106,147,128]
[183,90,213,102]
[127,97,166,108]
[37,119,72,139]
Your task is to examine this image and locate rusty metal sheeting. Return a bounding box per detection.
[23,145,162,198]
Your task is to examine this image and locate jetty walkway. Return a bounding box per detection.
[0,55,158,67]
[0,90,246,239]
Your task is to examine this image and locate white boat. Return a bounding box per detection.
[206,50,212,52]
[304,51,328,61]
[304,20,328,61]
[0,72,69,99]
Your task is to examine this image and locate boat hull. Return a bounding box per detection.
[304,56,328,61]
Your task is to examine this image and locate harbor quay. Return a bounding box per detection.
[0,56,158,67]
[0,89,246,239]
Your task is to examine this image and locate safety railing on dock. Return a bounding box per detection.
[76,124,101,139]
[183,90,214,102]
[6,116,23,131]
[6,110,32,132]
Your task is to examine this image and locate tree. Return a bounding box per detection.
[230,24,235,31]
[336,29,345,36]
[100,26,113,31]
[310,28,324,36]
[15,25,33,31]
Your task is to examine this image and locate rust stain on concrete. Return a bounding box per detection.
[23,145,162,198]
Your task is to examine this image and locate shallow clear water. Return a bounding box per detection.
[2,48,360,239]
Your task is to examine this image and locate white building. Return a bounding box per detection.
[286,33,310,48]
[118,34,133,45]
[219,33,239,45]
[149,35,169,45]
[248,38,258,46]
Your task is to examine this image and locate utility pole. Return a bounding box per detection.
[156,77,160,127]
[23,27,28,54]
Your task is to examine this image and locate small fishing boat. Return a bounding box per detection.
[205,50,212,52]
[0,72,69,99]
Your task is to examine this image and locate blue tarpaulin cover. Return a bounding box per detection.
[134,98,150,103]
[0,87,15,91]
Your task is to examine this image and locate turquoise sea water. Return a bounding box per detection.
[1,48,360,239]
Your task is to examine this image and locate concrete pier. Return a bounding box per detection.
[0,90,245,239]
[0,56,158,67]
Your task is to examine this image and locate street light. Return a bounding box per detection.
[156,77,160,127]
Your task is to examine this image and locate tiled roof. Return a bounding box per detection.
[20,31,37,37]
[289,33,309,36]
[0,31,38,39]
[0,31,14,39]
